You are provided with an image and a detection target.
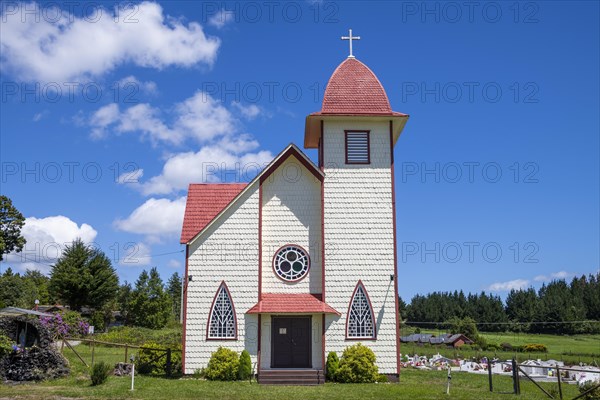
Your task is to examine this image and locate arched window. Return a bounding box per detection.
[346,281,376,339]
[207,281,237,340]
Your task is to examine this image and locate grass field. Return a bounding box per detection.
[0,364,583,399]
[400,327,600,365]
[0,342,589,400]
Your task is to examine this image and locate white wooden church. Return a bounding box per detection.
[180,35,409,383]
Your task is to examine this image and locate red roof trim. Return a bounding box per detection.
[206,281,238,341]
[259,145,323,184]
[180,183,247,244]
[246,293,340,315]
[390,120,401,376]
[182,245,189,373]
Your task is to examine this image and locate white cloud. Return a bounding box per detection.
[117,168,144,185]
[114,197,186,239]
[167,259,182,269]
[89,91,236,146]
[115,75,158,96]
[136,143,272,195]
[208,9,235,29]
[88,91,274,194]
[33,110,49,122]
[534,271,572,282]
[231,102,262,120]
[4,215,97,273]
[1,2,220,82]
[487,279,530,292]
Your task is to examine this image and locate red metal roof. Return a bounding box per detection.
[321,58,392,114]
[180,183,247,244]
[246,293,340,315]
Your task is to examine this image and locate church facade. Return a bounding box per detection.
[180,55,409,381]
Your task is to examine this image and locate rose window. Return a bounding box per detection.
[273,245,310,282]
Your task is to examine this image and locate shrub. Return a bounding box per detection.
[40,312,89,339]
[326,352,339,382]
[523,343,548,353]
[90,311,105,332]
[485,342,500,351]
[193,368,205,379]
[0,334,12,359]
[205,347,239,381]
[578,380,600,400]
[335,343,379,383]
[500,342,513,351]
[95,326,182,347]
[474,335,488,350]
[90,361,112,386]
[238,350,252,380]
[376,373,389,383]
[137,341,182,376]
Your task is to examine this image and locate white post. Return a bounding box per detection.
[446,366,451,395]
[131,363,135,391]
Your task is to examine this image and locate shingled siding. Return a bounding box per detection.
[261,155,323,294]
[322,120,398,374]
[185,183,260,374]
[259,314,323,369]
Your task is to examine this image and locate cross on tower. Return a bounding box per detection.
[341,29,360,58]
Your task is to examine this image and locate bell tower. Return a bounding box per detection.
[303,32,409,376]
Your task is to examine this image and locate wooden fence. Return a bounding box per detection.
[60,337,180,376]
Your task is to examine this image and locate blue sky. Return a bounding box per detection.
[1,1,598,302]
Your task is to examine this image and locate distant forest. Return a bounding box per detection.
[399,272,600,334]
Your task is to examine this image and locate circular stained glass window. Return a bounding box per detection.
[273,245,310,282]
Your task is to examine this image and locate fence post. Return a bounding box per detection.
[488,359,493,392]
[166,348,172,377]
[512,359,520,395]
[125,344,129,364]
[556,365,563,400]
[91,339,95,366]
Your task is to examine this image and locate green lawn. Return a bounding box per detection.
[0,367,584,400]
[0,343,585,400]
[400,327,600,365]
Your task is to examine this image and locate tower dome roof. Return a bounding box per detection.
[321,58,391,114]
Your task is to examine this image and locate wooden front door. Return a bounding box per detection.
[271,317,311,368]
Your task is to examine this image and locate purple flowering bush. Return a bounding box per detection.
[40,312,89,339]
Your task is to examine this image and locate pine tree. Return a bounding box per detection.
[166,272,182,322]
[49,239,119,311]
[0,195,26,261]
[130,267,171,329]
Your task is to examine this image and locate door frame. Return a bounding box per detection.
[270,316,312,368]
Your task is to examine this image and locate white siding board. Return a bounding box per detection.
[323,120,398,374]
[184,183,260,374]
[261,156,322,294]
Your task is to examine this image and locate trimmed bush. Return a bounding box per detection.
[90,361,112,386]
[335,343,379,383]
[326,352,339,382]
[376,373,389,383]
[205,347,239,381]
[137,341,182,376]
[238,350,252,380]
[523,343,548,353]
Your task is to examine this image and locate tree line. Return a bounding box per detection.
[400,272,600,334]
[0,239,182,331]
